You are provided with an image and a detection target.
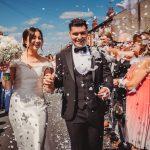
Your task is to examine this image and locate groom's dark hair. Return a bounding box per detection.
[69,18,88,31]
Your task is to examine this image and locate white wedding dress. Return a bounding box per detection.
[9,60,52,150]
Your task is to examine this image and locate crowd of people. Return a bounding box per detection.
[0,18,150,150]
[0,31,13,116]
[94,30,150,149]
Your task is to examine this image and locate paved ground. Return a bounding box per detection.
[0,111,119,150]
[0,110,17,150]
[0,93,120,150]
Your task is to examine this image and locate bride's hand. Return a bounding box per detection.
[43,70,56,93]
[0,62,10,72]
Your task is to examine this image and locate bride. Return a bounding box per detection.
[0,27,55,150]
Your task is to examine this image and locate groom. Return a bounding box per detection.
[46,18,113,150]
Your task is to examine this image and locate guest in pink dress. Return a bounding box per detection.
[114,33,150,150]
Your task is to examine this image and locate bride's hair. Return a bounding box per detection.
[22,27,43,50]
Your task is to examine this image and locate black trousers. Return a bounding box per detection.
[65,106,104,150]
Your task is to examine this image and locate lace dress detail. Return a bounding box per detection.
[9,60,52,150]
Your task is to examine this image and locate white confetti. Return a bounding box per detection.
[89,87,93,91]
[144,12,148,16]
[81,83,84,87]
[131,9,136,15]
[144,5,148,8]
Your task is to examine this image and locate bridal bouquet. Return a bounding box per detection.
[0,36,22,80]
[0,36,22,64]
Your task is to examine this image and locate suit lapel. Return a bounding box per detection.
[91,56,95,82]
[64,47,75,82]
[89,47,95,82]
[64,46,95,82]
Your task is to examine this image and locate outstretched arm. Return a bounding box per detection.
[125,58,150,90]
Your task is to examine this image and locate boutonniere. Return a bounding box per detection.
[91,47,101,59]
[88,65,98,71]
[88,55,99,72]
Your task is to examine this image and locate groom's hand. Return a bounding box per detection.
[97,87,110,101]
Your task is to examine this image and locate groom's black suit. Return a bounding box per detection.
[55,45,113,150]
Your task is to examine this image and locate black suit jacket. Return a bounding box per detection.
[55,46,113,121]
[113,60,131,78]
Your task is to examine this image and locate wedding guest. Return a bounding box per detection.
[115,33,150,150]
[97,32,115,130]
[141,32,150,41]
[0,31,3,38]
[104,33,134,61]
[0,27,54,150]
[0,72,12,114]
[44,18,113,150]
[0,32,4,110]
[97,32,117,67]
[112,33,133,142]
[0,71,3,110]
[4,86,12,114]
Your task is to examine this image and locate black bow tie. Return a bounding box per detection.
[74,47,87,53]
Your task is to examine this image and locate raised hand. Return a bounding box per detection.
[43,68,56,93]
[113,79,119,87]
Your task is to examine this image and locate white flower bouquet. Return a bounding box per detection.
[0,36,22,80]
[0,36,22,64]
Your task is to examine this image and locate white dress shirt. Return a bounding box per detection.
[72,45,92,75]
